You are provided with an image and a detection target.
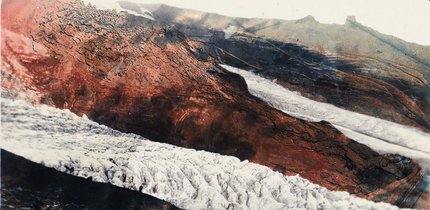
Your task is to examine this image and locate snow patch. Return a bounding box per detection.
[83,0,154,20]
[223,25,238,39]
[221,64,430,169]
[1,97,399,210]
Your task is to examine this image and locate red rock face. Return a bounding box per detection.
[1,0,426,207]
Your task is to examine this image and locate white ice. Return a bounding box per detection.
[223,25,239,39]
[221,64,430,170]
[0,97,400,210]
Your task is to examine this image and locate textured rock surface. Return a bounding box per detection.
[0,0,426,207]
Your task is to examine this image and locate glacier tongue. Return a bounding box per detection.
[0,97,399,210]
[221,64,430,169]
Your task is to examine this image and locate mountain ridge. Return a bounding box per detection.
[123,1,430,131]
[1,0,428,208]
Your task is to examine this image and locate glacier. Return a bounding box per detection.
[0,97,400,210]
[221,64,430,170]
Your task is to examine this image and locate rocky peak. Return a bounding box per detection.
[295,15,318,24]
[346,15,357,24]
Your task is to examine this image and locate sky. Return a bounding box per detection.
[85,0,430,46]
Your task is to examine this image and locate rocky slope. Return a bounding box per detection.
[126,2,430,131]
[1,0,426,207]
[140,2,430,69]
